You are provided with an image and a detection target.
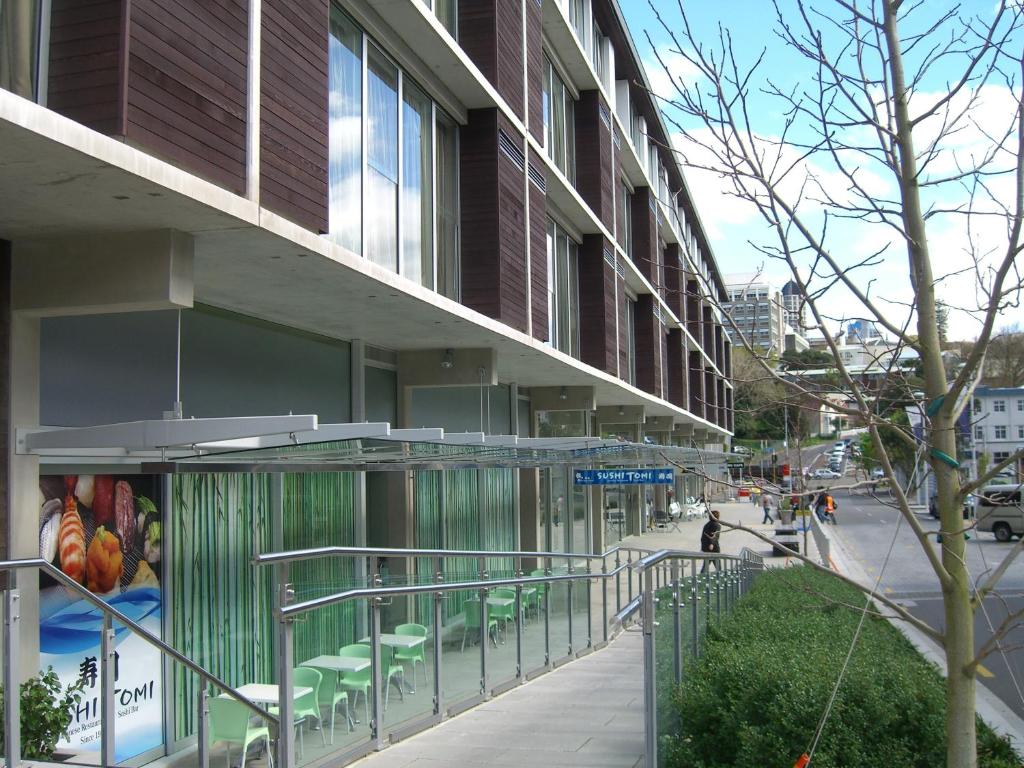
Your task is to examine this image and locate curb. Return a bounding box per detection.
[826,529,1024,752]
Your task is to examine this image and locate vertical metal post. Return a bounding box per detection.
[433,556,444,717]
[478,556,488,695]
[566,560,574,657]
[585,559,593,649]
[4,586,21,768]
[622,552,630,606]
[514,557,524,682]
[642,566,657,768]
[277,616,296,768]
[370,596,385,748]
[197,689,210,768]
[614,550,622,613]
[716,569,722,620]
[277,564,296,768]
[100,613,116,767]
[704,570,712,631]
[543,557,551,667]
[601,557,609,644]
[690,560,699,659]
[671,560,681,685]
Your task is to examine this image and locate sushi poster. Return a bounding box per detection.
[38,474,163,762]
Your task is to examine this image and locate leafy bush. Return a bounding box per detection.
[0,668,84,760]
[664,567,1021,768]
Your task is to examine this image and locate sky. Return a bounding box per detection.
[620,0,1024,342]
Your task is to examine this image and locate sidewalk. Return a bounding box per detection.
[349,630,645,768]
[621,499,820,567]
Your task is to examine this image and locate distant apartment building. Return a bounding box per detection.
[723,276,786,355]
[971,387,1024,481]
[781,279,807,332]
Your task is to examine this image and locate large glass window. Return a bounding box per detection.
[328,12,363,253]
[431,0,457,36]
[402,82,433,286]
[329,9,459,295]
[543,56,575,183]
[546,219,580,357]
[625,295,637,385]
[592,20,606,85]
[569,0,587,45]
[436,112,460,300]
[366,46,399,269]
[618,181,633,256]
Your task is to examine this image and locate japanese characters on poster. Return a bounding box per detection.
[38,474,163,761]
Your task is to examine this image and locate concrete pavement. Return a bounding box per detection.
[349,630,645,768]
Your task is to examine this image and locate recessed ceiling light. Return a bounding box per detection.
[297,253,307,258]
[113,195,130,200]
[270,255,282,260]
[367,295,377,299]
[147,192,162,197]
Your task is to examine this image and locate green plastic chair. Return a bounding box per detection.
[304,664,352,742]
[379,642,406,709]
[529,569,550,618]
[461,597,498,652]
[490,588,517,640]
[337,644,372,724]
[393,623,428,690]
[207,696,273,768]
[270,667,325,758]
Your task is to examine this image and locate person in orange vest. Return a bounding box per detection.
[825,492,838,525]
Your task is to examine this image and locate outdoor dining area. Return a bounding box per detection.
[202,579,593,768]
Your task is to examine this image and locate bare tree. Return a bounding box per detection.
[646,1,1024,765]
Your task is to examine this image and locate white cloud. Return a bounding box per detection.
[642,46,702,103]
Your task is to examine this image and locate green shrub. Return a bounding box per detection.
[664,567,1021,768]
[0,668,84,760]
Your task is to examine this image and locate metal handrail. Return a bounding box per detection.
[254,543,656,567]
[0,557,277,768]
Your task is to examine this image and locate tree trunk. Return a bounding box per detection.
[882,2,977,764]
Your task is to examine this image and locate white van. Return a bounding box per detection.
[975,484,1024,542]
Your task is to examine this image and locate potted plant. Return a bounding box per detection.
[0,668,84,760]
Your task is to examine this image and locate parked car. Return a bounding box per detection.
[812,468,841,479]
[731,445,754,457]
[870,467,885,479]
[973,485,1023,540]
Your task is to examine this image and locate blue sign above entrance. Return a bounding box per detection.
[573,468,674,485]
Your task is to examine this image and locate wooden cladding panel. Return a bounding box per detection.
[260,0,329,232]
[458,0,524,120]
[495,0,524,120]
[717,378,726,428]
[579,235,617,375]
[666,329,685,408]
[460,109,502,320]
[726,388,734,432]
[634,295,661,397]
[525,0,544,141]
[664,244,683,318]
[702,305,714,361]
[686,280,700,341]
[714,325,725,373]
[704,369,717,421]
[528,149,548,341]
[126,0,248,193]
[460,109,528,332]
[574,90,614,230]
[688,350,704,418]
[47,0,124,135]
[631,187,657,283]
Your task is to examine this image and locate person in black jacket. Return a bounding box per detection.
[700,509,721,573]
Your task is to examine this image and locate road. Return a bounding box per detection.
[827,487,1024,720]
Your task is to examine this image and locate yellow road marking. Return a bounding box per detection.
[977,664,994,679]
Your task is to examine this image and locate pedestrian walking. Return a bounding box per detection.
[761,491,774,524]
[825,492,838,524]
[813,489,827,523]
[700,509,721,573]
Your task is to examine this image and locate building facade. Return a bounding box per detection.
[971,386,1024,481]
[781,279,806,332]
[723,276,786,355]
[0,1,732,765]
